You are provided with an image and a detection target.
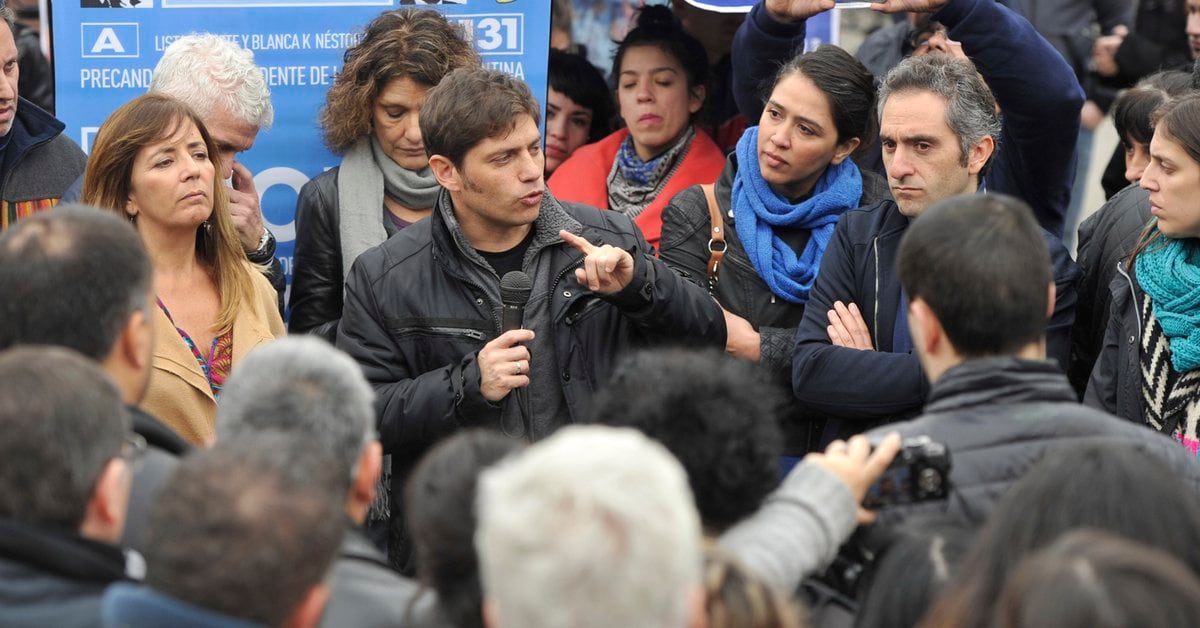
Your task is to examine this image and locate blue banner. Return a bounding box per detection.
[51,0,552,304]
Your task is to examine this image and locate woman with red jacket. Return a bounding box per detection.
[548,5,724,250]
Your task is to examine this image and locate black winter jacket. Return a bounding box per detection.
[338,190,725,459]
[1068,184,1151,396]
[791,199,1078,440]
[1085,263,1147,423]
[868,357,1200,526]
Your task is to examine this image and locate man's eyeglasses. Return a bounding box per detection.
[120,432,148,472]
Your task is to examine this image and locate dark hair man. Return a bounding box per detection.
[589,348,783,533]
[0,347,136,626]
[102,434,345,628]
[784,0,1081,441]
[336,66,725,571]
[0,205,190,551]
[0,6,86,230]
[217,337,426,626]
[864,194,1200,527]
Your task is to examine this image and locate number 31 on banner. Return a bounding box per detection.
[454,14,524,55]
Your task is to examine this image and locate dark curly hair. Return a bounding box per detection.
[588,347,783,532]
[611,5,709,123]
[320,9,479,153]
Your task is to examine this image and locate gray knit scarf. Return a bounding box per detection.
[606,125,694,220]
[337,136,441,280]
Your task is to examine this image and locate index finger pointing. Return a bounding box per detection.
[559,229,597,255]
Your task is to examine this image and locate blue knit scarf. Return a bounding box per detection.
[732,127,862,304]
[1136,232,1200,373]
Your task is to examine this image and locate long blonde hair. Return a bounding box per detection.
[82,93,258,334]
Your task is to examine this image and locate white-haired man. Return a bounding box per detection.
[476,425,706,628]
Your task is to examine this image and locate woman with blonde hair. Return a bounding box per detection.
[83,93,284,445]
[289,9,479,340]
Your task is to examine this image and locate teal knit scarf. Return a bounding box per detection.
[1136,232,1200,372]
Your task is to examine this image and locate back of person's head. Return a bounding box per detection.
[420,66,540,167]
[772,45,877,149]
[0,206,151,360]
[991,530,1200,628]
[321,8,479,153]
[548,48,614,144]
[924,442,1200,628]
[476,425,703,628]
[150,33,273,129]
[855,518,976,628]
[1112,70,1192,149]
[704,547,805,628]
[879,54,1000,172]
[589,348,782,532]
[217,337,375,493]
[406,430,523,628]
[898,193,1050,358]
[613,5,709,95]
[143,433,344,627]
[0,347,130,534]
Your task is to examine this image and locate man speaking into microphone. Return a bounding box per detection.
[337,67,725,571]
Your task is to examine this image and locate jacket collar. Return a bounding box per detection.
[925,357,1076,414]
[103,583,263,628]
[151,276,274,402]
[0,518,130,584]
[431,188,584,279]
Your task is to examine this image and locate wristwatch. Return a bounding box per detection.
[246,228,276,264]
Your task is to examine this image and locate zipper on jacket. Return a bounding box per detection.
[872,236,880,348]
[1115,261,1142,339]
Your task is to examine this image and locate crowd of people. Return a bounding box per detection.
[2,0,1200,625]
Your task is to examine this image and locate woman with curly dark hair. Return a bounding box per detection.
[289,9,479,340]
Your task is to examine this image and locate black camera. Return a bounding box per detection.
[862,436,952,509]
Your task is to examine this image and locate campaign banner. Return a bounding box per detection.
[51,0,552,305]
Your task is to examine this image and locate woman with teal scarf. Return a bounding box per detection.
[1087,95,1200,456]
[660,46,885,454]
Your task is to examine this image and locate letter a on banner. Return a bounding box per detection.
[91,28,127,54]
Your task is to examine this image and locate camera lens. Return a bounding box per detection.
[917,468,943,496]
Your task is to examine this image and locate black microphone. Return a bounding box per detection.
[500,271,532,332]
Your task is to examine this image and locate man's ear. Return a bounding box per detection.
[121,310,151,371]
[686,584,708,628]
[908,297,943,357]
[80,458,129,544]
[830,137,862,165]
[482,598,501,628]
[1046,281,1056,320]
[351,441,383,510]
[966,135,995,177]
[428,154,461,192]
[282,583,330,628]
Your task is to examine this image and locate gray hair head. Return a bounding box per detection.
[150,33,274,129]
[476,425,702,628]
[216,337,375,489]
[878,54,1001,170]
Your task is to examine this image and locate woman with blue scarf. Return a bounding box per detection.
[1088,95,1200,457]
[660,46,885,454]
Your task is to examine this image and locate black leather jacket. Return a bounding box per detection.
[289,168,344,340]
[289,167,405,341]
